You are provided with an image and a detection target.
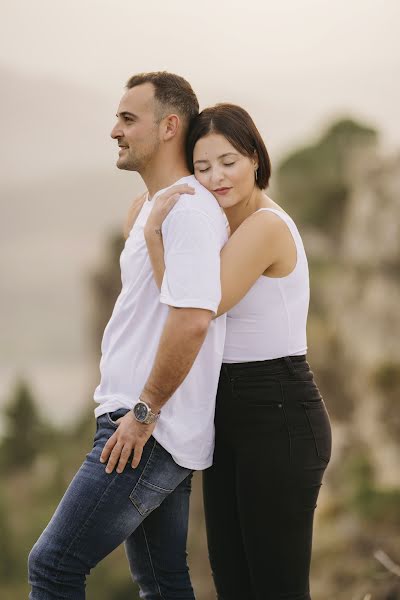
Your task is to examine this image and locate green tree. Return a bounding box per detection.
[276,118,378,237]
[0,378,46,472]
[0,490,15,580]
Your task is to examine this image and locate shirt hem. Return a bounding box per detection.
[154,440,212,470]
[222,346,308,363]
[159,295,218,314]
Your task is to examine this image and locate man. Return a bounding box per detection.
[28,72,227,599]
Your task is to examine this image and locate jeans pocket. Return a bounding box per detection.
[130,479,173,517]
[129,440,192,517]
[302,400,332,464]
[105,413,120,428]
[105,409,130,428]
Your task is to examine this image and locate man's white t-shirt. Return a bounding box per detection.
[94,175,227,470]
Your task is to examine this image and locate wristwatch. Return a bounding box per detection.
[132,400,160,425]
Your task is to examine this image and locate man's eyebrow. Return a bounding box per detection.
[194,152,238,165]
[117,111,138,119]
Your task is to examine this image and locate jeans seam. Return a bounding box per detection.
[279,381,292,463]
[139,479,174,493]
[303,406,320,460]
[302,406,330,464]
[129,438,159,514]
[140,522,165,599]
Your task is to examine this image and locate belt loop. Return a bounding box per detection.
[283,356,296,376]
[222,363,230,379]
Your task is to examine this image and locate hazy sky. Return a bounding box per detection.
[1,0,400,156]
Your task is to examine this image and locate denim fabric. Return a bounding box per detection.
[203,356,332,600]
[28,409,194,600]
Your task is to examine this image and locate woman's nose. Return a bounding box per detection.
[211,168,225,185]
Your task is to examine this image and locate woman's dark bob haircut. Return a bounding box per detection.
[186,103,271,190]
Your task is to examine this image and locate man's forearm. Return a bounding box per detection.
[140,307,212,412]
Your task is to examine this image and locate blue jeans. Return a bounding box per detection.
[28,409,194,599]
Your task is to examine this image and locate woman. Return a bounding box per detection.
[143,104,332,600]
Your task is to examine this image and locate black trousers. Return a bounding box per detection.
[203,356,332,600]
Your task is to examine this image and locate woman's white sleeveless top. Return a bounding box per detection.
[223,208,309,363]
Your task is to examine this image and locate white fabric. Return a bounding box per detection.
[94,175,227,470]
[223,208,309,363]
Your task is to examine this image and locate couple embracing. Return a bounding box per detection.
[28,71,332,600]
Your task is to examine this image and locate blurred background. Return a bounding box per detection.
[1,0,400,598]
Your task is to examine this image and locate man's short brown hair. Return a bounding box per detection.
[126,71,199,129]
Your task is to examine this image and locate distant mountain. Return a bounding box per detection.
[0,63,119,183]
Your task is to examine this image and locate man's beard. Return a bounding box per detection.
[117,150,141,171]
[117,140,159,172]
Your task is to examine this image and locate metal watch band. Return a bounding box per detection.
[143,410,159,424]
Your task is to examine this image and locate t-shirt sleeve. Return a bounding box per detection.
[159,208,221,313]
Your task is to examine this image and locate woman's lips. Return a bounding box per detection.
[214,187,231,195]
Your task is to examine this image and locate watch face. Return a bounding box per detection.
[134,402,148,422]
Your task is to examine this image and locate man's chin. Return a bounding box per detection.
[116,159,135,171]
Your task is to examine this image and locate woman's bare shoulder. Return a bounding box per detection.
[239,206,287,238]
[123,192,148,239]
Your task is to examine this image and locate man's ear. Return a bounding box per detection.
[162,114,180,141]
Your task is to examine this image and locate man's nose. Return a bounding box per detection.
[110,124,122,139]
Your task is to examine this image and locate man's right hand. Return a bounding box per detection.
[100,411,156,473]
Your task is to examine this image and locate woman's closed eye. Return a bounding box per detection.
[198,162,235,173]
